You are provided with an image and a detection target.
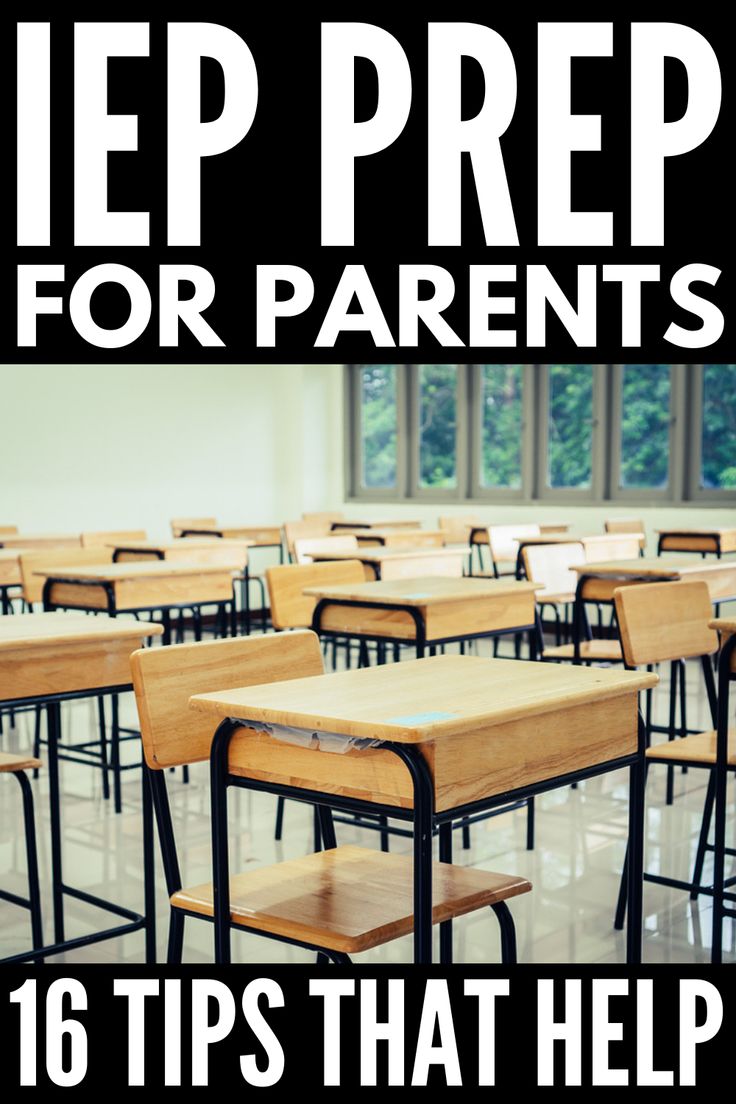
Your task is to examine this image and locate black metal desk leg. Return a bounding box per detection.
[390,744,434,964]
[142,764,156,964]
[439,822,453,964]
[211,720,235,964]
[626,755,646,964]
[46,700,65,944]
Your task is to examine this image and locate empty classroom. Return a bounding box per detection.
[0,362,734,965]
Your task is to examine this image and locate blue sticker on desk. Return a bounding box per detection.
[385,711,458,725]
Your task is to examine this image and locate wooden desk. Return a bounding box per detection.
[191,654,655,963]
[179,524,283,556]
[305,576,541,657]
[310,547,466,582]
[571,557,736,603]
[36,561,237,642]
[657,527,736,556]
[332,519,422,531]
[0,533,81,550]
[336,528,445,550]
[0,612,163,963]
[111,537,252,567]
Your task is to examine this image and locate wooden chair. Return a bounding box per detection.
[170,517,218,539]
[584,534,643,563]
[266,559,365,633]
[485,524,541,578]
[283,519,331,562]
[80,530,147,549]
[293,535,359,565]
[438,515,480,545]
[522,542,585,647]
[0,526,19,536]
[612,582,734,953]
[0,751,43,962]
[541,569,627,665]
[605,518,646,552]
[131,630,531,964]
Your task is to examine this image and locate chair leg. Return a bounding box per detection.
[111,694,122,814]
[16,770,43,960]
[690,771,716,900]
[461,817,471,850]
[378,814,389,853]
[274,796,285,840]
[490,901,517,964]
[614,843,629,930]
[32,707,42,779]
[167,910,185,964]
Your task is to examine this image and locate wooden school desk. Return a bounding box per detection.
[110,537,252,566]
[36,561,238,643]
[571,557,736,604]
[310,547,466,581]
[0,533,81,550]
[0,612,163,963]
[468,523,570,573]
[331,518,422,531]
[190,654,656,963]
[0,550,23,614]
[656,527,736,557]
[335,528,445,550]
[178,524,284,560]
[305,575,542,659]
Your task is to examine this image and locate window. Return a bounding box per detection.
[480,365,523,490]
[359,364,398,489]
[546,364,594,490]
[348,364,736,505]
[701,365,736,490]
[417,364,458,489]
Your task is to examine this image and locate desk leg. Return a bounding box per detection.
[390,745,434,964]
[626,755,646,964]
[211,720,235,965]
[142,765,157,963]
[439,822,453,964]
[47,700,65,945]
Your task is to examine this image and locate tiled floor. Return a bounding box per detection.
[0,639,734,964]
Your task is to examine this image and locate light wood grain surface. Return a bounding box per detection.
[111,538,252,567]
[171,844,531,952]
[572,557,736,600]
[615,581,718,666]
[0,550,23,586]
[304,575,539,606]
[311,547,466,581]
[190,653,656,743]
[0,750,43,773]
[0,534,81,549]
[0,612,164,650]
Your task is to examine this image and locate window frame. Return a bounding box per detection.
[346,363,736,506]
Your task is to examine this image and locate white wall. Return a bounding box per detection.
[2,361,734,551]
[0,363,342,544]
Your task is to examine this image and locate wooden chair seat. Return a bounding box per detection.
[538,591,575,605]
[170,844,531,954]
[543,639,623,662]
[646,729,736,767]
[0,751,42,773]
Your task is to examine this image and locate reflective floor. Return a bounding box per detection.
[1,639,734,964]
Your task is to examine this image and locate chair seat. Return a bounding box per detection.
[538,592,575,606]
[0,750,42,773]
[543,640,623,662]
[170,844,531,954]
[646,729,736,767]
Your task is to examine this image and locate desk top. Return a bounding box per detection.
[312,548,464,564]
[190,653,656,744]
[109,538,253,552]
[571,557,733,578]
[656,527,736,536]
[303,575,540,606]
[333,519,422,530]
[337,527,443,540]
[34,561,233,581]
[0,611,163,651]
[0,533,80,548]
[181,524,281,543]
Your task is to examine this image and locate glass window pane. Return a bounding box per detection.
[480,365,523,489]
[701,364,736,489]
[360,364,397,489]
[619,365,671,489]
[547,364,593,489]
[418,364,457,488]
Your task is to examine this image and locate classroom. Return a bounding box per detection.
[0,361,734,966]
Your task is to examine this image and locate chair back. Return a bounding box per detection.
[131,630,325,770]
[266,559,365,629]
[283,519,331,561]
[584,534,643,563]
[438,516,481,545]
[170,517,217,538]
[19,547,114,604]
[522,542,585,598]
[293,536,359,564]
[80,530,147,548]
[614,580,717,667]
[487,524,540,564]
